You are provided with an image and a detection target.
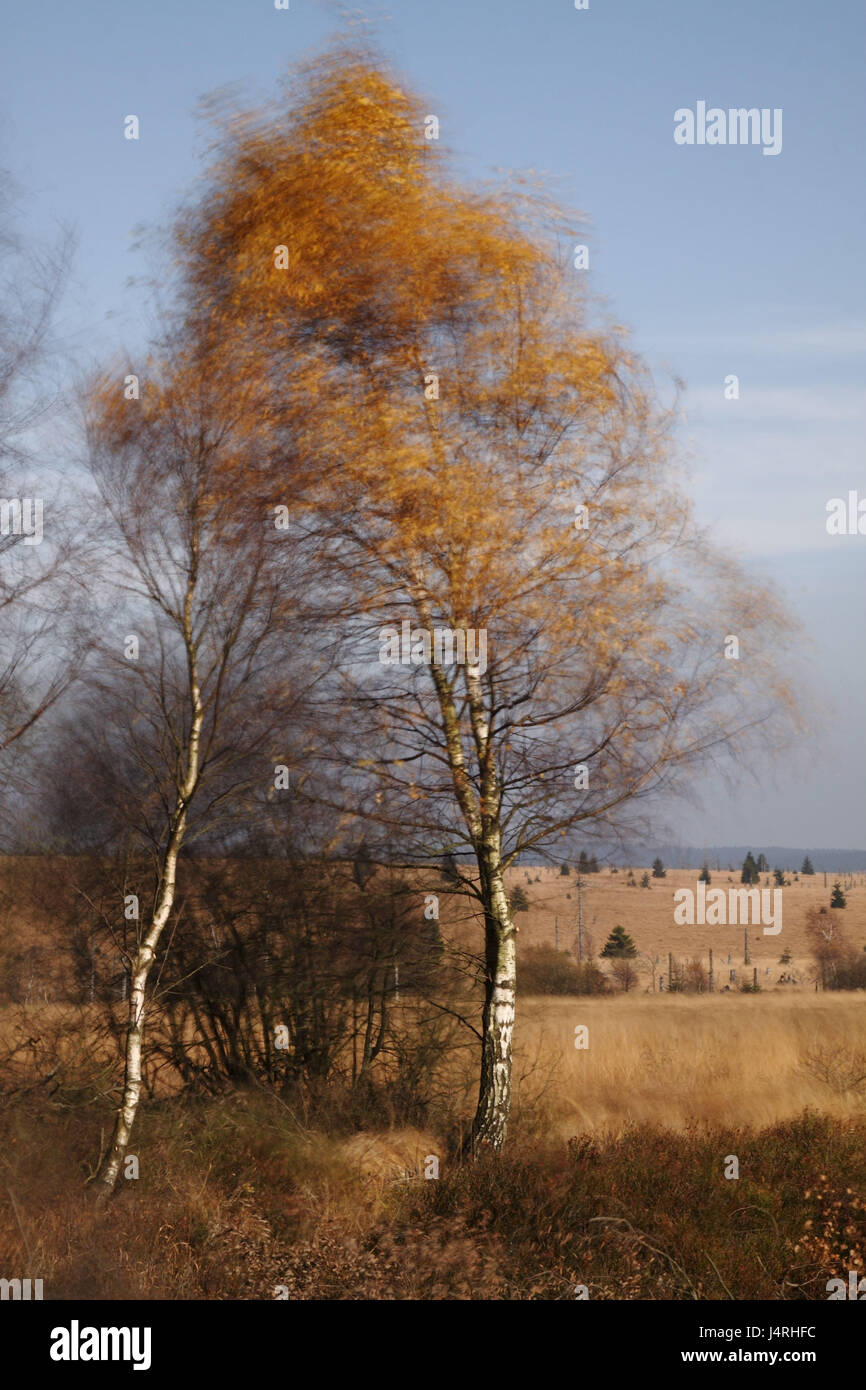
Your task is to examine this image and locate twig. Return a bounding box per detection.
[704,1251,735,1299]
[5,1182,34,1269]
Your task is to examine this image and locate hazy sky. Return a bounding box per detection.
[1,0,863,847]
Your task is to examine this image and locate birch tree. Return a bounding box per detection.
[85,351,306,1199]
[171,47,799,1153]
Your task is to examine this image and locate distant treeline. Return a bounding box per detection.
[510,846,866,872]
[629,846,866,872]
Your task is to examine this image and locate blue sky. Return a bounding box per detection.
[1,0,863,846]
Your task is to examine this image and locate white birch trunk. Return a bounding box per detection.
[94,578,203,1203]
[413,593,517,1155]
[470,853,516,1154]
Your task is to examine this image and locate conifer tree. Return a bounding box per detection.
[601,924,637,958]
[830,882,847,909]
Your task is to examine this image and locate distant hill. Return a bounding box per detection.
[624,846,866,872]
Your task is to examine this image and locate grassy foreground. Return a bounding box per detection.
[2,1090,864,1300]
[3,991,864,1299]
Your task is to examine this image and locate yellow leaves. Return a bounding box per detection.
[150,44,800,809]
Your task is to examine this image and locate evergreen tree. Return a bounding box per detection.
[741,852,760,885]
[601,925,637,958]
[510,883,530,913]
[578,850,590,874]
[640,871,651,888]
[352,839,376,889]
[440,851,460,883]
[801,856,815,875]
[699,863,712,884]
[588,855,599,873]
[757,853,768,873]
[830,883,847,909]
[560,863,570,875]
[773,867,785,887]
[651,857,666,878]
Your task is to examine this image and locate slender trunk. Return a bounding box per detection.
[257,990,274,1082]
[189,986,225,1082]
[359,975,377,1078]
[413,586,516,1156]
[351,990,358,1086]
[421,608,516,1156]
[469,853,516,1155]
[93,828,185,1201]
[94,555,203,1203]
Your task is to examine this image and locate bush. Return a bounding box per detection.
[826,953,866,991]
[609,958,639,993]
[684,959,708,993]
[398,1114,866,1301]
[519,945,608,996]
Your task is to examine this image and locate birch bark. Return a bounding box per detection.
[94,571,203,1202]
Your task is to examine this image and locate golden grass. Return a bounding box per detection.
[3,860,865,1299]
[6,980,865,1150]
[513,991,866,1139]
[3,993,865,1299]
[339,1127,443,1189]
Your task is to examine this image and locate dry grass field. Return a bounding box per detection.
[514,992,866,1138]
[333,990,866,1164]
[3,856,863,1000]
[3,989,865,1299]
[499,864,866,989]
[2,858,865,1300]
